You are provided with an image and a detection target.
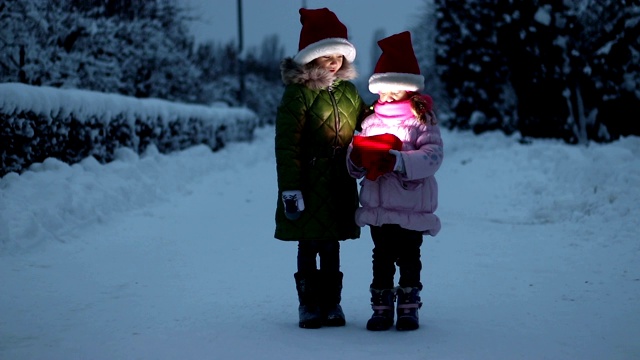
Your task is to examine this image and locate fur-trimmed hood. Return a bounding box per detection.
[280,57,358,90]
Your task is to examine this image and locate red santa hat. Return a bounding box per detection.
[293,8,356,65]
[369,31,424,93]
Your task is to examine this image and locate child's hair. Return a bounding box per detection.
[410,93,438,125]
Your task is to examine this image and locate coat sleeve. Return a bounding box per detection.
[346,141,366,179]
[275,85,307,191]
[402,124,444,180]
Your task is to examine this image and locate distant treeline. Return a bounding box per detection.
[0,0,283,124]
[2,0,638,143]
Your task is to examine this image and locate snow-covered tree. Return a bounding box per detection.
[244,34,285,82]
[412,0,449,120]
[429,0,639,142]
[1,0,202,103]
[433,0,517,134]
[498,1,576,141]
[0,0,63,86]
[582,0,640,141]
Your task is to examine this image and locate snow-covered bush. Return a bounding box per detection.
[0,83,258,177]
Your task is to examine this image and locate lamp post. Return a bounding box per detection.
[237,0,245,105]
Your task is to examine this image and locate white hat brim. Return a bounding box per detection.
[368,72,425,93]
[294,38,356,64]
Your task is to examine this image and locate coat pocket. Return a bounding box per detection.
[379,177,428,211]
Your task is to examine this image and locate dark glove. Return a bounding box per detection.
[282,190,305,220]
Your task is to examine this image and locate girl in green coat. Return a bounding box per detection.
[274,7,367,329]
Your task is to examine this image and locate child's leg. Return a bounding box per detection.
[297,240,319,273]
[318,240,340,272]
[295,241,322,328]
[396,228,423,290]
[370,225,398,290]
[367,225,398,331]
[395,228,424,331]
[317,241,345,326]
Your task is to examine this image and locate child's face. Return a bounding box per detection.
[314,54,344,73]
[378,90,410,103]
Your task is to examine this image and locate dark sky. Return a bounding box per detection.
[184,0,425,73]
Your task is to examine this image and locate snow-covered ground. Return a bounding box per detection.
[1,125,639,359]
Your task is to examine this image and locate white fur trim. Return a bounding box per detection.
[294,38,356,64]
[368,72,425,93]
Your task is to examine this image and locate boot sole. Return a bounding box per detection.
[396,326,419,331]
[367,325,393,331]
[395,320,419,331]
[323,319,346,327]
[366,319,394,331]
[299,320,323,329]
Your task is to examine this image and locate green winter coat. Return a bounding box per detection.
[274,58,366,241]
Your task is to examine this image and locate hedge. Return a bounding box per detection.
[0,83,259,177]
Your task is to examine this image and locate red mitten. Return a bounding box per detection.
[352,134,402,180]
[370,152,396,179]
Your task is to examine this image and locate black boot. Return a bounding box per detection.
[319,270,346,327]
[294,271,322,329]
[395,287,422,331]
[366,288,396,331]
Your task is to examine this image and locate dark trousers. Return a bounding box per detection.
[297,240,340,273]
[370,224,423,290]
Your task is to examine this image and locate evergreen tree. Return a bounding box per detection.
[1,0,202,103]
[412,0,448,117]
[431,0,639,141]
[498,1,575,141]
[4,0,408,126]
[0,0,63,86]
[585,0,640,140]
[244,34,284,82]
[434,0,516,134]
[191,40,239,106]
[99,0,202,102]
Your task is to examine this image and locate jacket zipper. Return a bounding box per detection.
[327,87,340,152]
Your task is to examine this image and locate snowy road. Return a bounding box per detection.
[2,126,639,359]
